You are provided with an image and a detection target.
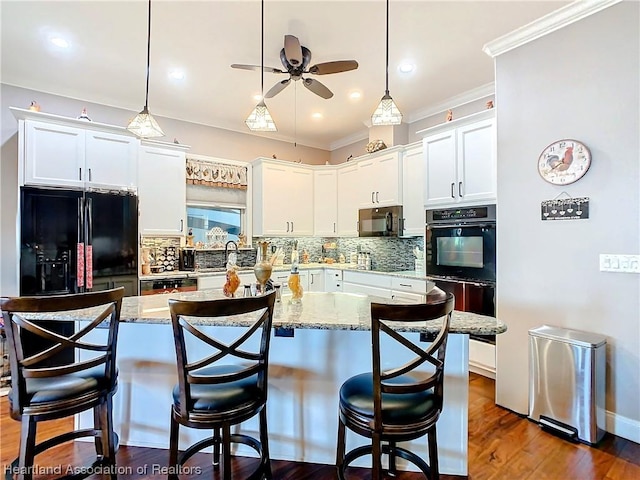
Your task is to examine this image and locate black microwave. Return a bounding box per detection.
[358,206,403,237]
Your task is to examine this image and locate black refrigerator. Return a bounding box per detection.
[20,186,138,296]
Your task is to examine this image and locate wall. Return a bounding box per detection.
[494,2,639,441]
[329,138,369,165]
[0,84,330,295]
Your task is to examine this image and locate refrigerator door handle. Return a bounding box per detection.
[85,197,93,290]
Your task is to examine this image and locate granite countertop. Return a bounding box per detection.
[49,291,506,336]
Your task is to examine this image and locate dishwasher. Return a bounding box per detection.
[139,277,198,295]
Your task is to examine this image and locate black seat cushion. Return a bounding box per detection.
[339,373,437,424]
[14,366,112,404]
[172,364,262,412]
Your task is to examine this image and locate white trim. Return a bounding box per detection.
[329,129,369,151]
[405,83,495,124]
[606,410,640,444]
[483,0,623,58]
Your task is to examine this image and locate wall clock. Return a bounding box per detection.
[537,139,591,185]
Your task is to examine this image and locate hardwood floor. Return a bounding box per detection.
[1,374,638,479]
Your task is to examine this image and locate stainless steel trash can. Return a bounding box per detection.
[528,325,606,444]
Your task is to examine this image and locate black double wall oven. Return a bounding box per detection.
[425,204,496,343]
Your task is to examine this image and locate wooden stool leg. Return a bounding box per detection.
[388,440,397,476]
[18,416,37,480]
[222,424,232,480]
[336,417,346,478]
[168,411,180,480]
[212,427,221,469]
[259,408,272,479]
[372,432,382,480]
[428,427,440,480]
[94,405,104,457]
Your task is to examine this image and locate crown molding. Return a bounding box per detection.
[329,129,370,151]
[483,0,623,58]
[404,83,495,124]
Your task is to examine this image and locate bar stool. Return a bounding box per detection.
[1,287,124,480]
[168,291,276,480]
[336,293,454,480]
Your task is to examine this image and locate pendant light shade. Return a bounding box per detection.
[371,0,402,126]
[127,0,164,138]
[246,0,277,132]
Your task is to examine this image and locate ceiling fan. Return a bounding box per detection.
[231,35,358,99]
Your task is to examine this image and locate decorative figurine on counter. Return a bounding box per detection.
[288,241,303,303]
[223,251,241,298]
[186,228,194,247]
[302,249,310,264]
[237,233,247,248]
[28,101,41,112]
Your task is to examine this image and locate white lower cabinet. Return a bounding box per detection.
[469,339,496,378]
[342,271,392,299]
[325,270,343,292]
[307,269,325,292]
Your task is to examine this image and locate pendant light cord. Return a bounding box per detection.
[261,0,264,97]
[385,0,390,96]
[145,0,152,108]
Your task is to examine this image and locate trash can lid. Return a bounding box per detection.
[528,325,606,348]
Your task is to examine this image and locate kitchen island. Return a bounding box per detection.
[75,291,506,476]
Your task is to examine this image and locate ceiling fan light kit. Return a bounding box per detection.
[371,0,403,126]
[127,0,164,138]
[246,0,277,132]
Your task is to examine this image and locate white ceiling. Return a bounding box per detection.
[1,0,569,150]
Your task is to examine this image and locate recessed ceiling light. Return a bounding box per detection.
[311,112,323,119]
[50,37,70,48]
[169,70,185,80]
[349,91,362,100]
[398,63,415,74]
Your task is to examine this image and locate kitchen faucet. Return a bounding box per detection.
[224,240,238,265]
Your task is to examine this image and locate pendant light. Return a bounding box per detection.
[245,0,277,132]
[371,0,403,126]
[127,0,164,138]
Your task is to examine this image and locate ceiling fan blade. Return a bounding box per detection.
[265,79,291,98]
[308,60,359,75]
[231,64,285,74]
[284,35,303,66]
[303,78,333,99]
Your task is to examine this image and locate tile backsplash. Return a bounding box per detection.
[144,236,424,273]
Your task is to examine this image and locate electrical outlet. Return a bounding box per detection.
[599,254,640,273]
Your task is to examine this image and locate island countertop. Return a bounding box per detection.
[70,291,506,336]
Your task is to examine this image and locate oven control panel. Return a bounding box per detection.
[427,204,496,224]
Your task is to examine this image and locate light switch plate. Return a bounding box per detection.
[599,254,640,273]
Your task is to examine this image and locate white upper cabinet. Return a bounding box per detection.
[313,168,338,236]
[138,142,189,236]
[336,162,360,237]
[85,130,138,190]
[401,142,425,236]
[252,158,314,236]
[14,109,140,191]
[419,110,496,208]
[356,150,402,207]
[24,120,86,188]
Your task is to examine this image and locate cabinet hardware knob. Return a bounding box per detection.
[79,167,82,181]
[451,183,455,198]
[458,181,463,197]
[291,221,294,232]
[180,219,184,232]
[88,168,92,182]
[371,191,375,203]
[376,191,379,203]
[286,221,290,232]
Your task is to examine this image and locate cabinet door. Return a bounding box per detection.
[423,130,457,207]
[402,145,425,236]
[85,131,138,190]
[307,269,325,292]
[336,164,360,236]
[24,120,85,188]
[390,290,426,303]
[357,158,377,207]
[324,269,343,292]
[313,169,338,236]
[254,162,293,236]
[138,146,186,236]
[372,152,401,206]
[457,119,496,205]
[287,166,314,236]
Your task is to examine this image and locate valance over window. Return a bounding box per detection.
[186,158,248,190]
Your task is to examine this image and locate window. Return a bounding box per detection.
[186,205,244,245]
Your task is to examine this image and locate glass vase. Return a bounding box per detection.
[254,241,272,295]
